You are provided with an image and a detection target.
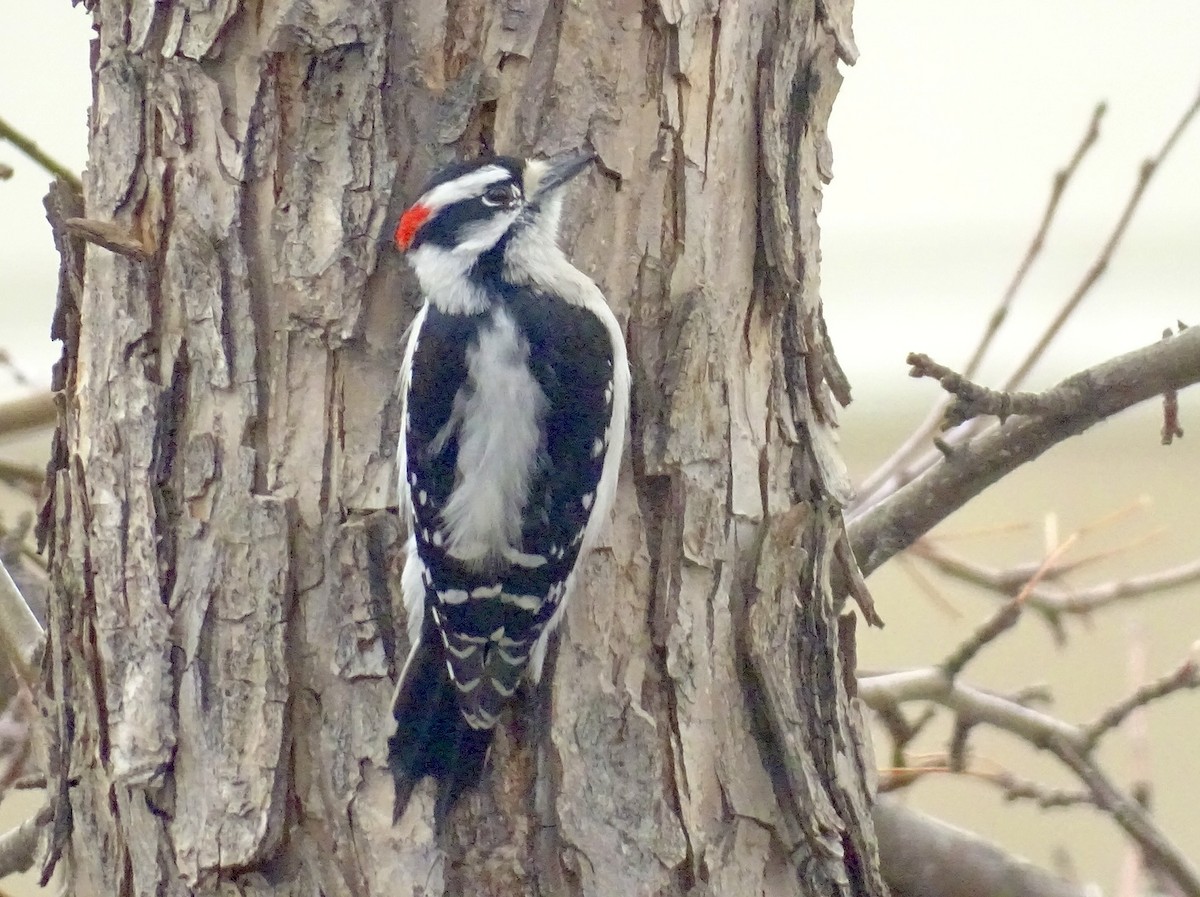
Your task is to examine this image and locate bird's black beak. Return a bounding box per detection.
[531,148,597,199]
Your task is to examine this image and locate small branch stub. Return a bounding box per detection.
[62,217,151,261]
[906,353,1072,428]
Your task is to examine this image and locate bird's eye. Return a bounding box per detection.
[481,183,519,208]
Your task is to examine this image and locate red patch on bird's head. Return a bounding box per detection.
[395,203,432,251]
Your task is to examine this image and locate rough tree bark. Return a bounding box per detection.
[40,1,882,895]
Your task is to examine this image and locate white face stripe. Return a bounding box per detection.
[419,165,513,212]
[455,212,521,255]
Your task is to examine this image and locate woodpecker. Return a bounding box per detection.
[388,149,630,825]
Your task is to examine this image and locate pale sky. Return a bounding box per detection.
[823,2,1200,405]
[2,3,1198,405]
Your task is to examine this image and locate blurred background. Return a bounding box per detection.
[1,2,1197,893]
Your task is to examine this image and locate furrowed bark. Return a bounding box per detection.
[42,2,878,895]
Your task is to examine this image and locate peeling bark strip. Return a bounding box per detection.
[44,0,880,895]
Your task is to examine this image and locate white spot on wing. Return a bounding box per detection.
[445,639,478,659]
[492,677,518,698]
[471,584,503,599]
[465,708,497,730]
[499,593,543,611]
[504,548,547,568]
[582,492,594,511]
[454,677,482,693]
[438,589,469,605]
[497,646,529,666]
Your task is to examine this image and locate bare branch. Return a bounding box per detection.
[874,796,1090,897]
[0,393,55,438]
[0,115,82,193]
[940,599,1024,679]
[0,460,44,492]
[907,354,1079,428]
[849,326,1200,580]
[855,88,1199,510]
[1051,735,1200,897]
[975,768,1095,811]
[859,668,1082,748]
[861,656,1200,897]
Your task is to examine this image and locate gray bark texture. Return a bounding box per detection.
[39,1,883,895]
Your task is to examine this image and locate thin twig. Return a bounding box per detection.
[1052,735,1200,897]
[0,351,33,389]
[913,543,1200,615]
[907,354,1053,427]
[939,535,1078,678]
[1081,654,1199,751]
[1161,327,1185,444]
[0,561,44,685]
[965,104,1107,381]
[897,552,963,619]
[852,104,1105,509]
[0,115,82,193]
[0,803,50,881]
[880,754,1097,810]
[1005,86,1200,390]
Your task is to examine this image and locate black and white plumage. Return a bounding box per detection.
[388,150,630,825]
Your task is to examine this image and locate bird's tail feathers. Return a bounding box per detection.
[388,620,493,829]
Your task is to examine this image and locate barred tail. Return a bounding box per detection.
[388,618,493,828]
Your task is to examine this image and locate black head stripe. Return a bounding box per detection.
[409,156,527,252]
[418,155,525,195]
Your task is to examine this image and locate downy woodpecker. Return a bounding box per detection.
[389,150,630,825]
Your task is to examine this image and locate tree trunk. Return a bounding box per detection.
[41,1,882,895]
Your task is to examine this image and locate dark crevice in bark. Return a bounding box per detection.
[152,344,189,604]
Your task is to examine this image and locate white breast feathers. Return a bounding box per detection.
[437,310,546,566]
